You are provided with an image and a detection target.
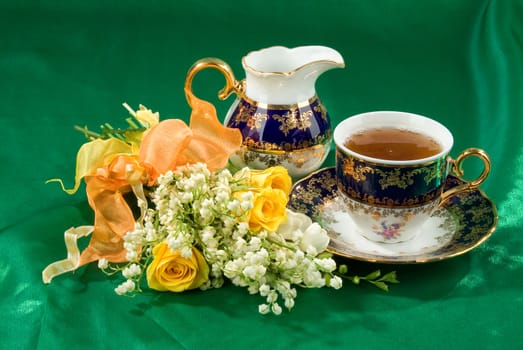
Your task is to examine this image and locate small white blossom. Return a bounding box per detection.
[284,297,295,310]
[237,222,249,235]
[243,265,266,280]
[211,276,224,288]
[122,264,142,279]
[227,200,241,213]
[247,284,259,294]
[115,279,135,295]
[181,246,193,258]
[216,191,230,204]
[303,269,325,288]
[258,304,270,315]
[259,284,271,297]
[180,191,194,203]
[125,248,139,262]
[97,258,108,269]
[271,302,282,315]
[267,290,278,303]
[240,191,253,202]
[314,258,337,272]
[329,276,343,289]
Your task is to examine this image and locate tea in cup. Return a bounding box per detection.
[334,111,490,243]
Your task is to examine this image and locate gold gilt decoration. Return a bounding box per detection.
[272,109,313,136]
[342,157,374,181]
[423,162,443,185]
[339,181,440,207]
[234,102,257,125]
[240,144,327,170]
[243,133,330,152]
[340,195,438,220]
[313,104,328,122]
[246,112,269,130]
[288,168,337,219]
[374,168,420,190]
[374,166,440,190]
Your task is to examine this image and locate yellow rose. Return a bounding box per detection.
[146,243,209,292]
[249,166,292,196]
[248,188,288,232]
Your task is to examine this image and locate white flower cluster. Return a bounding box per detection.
[223,209,342,314]
[120,163,341,314]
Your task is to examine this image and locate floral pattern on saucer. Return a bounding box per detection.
[288,167,498,264]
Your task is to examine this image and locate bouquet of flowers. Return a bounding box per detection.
[43,90,397,314]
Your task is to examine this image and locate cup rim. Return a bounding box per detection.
[334,111,454,165]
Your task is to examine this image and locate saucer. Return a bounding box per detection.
[288,167,498,264]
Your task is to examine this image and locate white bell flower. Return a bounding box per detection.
[276,209,312,241]
[300,223,329,256]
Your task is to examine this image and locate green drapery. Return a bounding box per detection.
[1,1,522,348]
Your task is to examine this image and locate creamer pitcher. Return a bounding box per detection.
[185,45,345,178]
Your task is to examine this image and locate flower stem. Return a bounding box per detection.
[266,237,296,252]
[335,267,399,292]
[74,125,102,140]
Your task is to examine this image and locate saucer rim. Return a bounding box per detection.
[290,167,498,264]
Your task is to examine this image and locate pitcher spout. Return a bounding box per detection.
[242,45,345,104]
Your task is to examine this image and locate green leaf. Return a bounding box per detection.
[364,270,381,280]
[317,251,333,259]
[379,271,399,284]
[370,281,389,292]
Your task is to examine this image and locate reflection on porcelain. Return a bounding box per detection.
[333,111,491,243]
[288,167,498,264]
[185,46,345,178]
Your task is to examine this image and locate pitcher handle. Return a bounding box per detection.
[184,57,244,107]
[440,148,491,204]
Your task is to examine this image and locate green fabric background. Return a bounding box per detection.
[1,0,522,349]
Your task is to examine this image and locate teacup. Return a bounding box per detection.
[333,111,490,243]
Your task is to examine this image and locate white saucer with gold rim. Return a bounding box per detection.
[288,167,498,264]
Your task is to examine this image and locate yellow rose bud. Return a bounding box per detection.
[146,243,209,292]
[249,166,292,196]
[248,188,288,232]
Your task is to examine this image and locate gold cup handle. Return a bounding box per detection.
[184,57,244,108]
[440,147,491,203]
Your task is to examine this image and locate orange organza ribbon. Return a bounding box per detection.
[43,92,242,283]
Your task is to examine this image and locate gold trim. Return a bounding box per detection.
[184,57,245,106]
[243,58,345,77]
[239,93,320,110]
[337,184,441,209]
[241,131,331,152]
[336,146,449,168]
[240,143,327,156]
[241,47,345,77]
[440,148,491,204]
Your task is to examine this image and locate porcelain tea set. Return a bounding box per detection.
[184,46,496,260]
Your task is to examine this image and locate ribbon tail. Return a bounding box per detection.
[42,226,94,284]
[131,182,147,223]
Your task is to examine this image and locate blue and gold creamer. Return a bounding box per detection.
[334,111,491,243]
[185,46,345,178]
